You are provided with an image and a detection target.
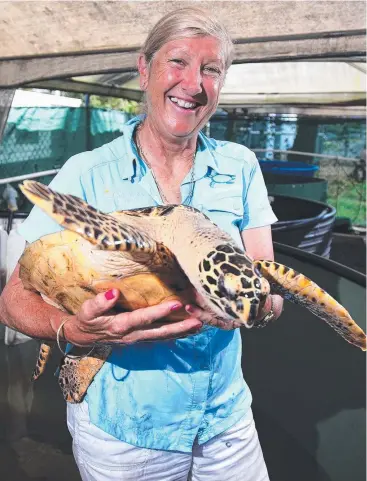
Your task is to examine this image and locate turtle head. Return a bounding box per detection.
[198,244,270,327]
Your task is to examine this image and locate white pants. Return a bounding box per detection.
[67,401,269,481]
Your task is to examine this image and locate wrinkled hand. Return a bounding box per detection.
[61,289,203,346]
[184,292,274,331]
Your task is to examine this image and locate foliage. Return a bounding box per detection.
[327,178,366,226]
[89,96,140,114]
[317,122,366,159]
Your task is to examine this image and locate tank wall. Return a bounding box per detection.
[242,246,366,481]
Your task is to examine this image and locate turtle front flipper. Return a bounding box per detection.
[58,345,112,403]
[19,180,157,254]
[255,260,366,351]
[32,341,54,380]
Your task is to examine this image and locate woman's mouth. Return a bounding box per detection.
[168,96,200,110]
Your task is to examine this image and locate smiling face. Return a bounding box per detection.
[138,36,225,140]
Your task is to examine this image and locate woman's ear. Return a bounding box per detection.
[138,54,149,91]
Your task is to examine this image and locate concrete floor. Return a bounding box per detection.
[0,339,81,481]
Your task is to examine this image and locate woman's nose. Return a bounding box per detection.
[181,67,203,96]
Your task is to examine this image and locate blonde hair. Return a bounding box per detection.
[141,7,234,71]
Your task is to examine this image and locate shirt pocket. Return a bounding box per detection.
[99,182,154,212]
[203,194,243,216]
[199,194,244,246]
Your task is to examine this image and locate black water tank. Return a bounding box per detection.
[270,195,336,257]
[242,243,366,481]
[264,173,328,203]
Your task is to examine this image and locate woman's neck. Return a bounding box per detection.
[138,119,197,176]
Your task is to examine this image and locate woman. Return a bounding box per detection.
[0,7,283,481]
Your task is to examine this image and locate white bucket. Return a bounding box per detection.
[4,218,32,345]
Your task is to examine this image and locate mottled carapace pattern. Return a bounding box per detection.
[20,180,157,253]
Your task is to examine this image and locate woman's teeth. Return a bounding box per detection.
[169,97,197,109]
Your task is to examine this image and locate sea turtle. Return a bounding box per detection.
[18,180,366,403]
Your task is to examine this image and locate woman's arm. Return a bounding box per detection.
[0,264,62,339]
[0,264,203,345]
[241,225,283,320]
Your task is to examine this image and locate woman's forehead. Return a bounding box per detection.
[159,37,224,62]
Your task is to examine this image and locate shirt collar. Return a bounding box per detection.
[121,115,230,183]
[120,115,144,180]
[195,131,230,179]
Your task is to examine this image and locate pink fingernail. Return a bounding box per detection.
[105,290,115,300]
[170,304,182,311]
[186,305,195,314]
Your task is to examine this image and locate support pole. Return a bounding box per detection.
[0,89,15,142]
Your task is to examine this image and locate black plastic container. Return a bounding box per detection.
[264,173,328,203]
[242,242,366,481]
[270,195,336,257]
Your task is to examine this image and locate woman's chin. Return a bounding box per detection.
[164,123,201,139]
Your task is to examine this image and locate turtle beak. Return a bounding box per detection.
[229,276,271,327]
[228,297,257,327]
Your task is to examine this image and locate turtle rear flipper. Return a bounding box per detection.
[19,180,157,254]
[58,345,112,403]
[255,260,366,351]
[32,342,54,380]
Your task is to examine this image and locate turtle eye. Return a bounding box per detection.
[254,278,261,290]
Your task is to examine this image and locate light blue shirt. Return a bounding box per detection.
[18,116,277,453]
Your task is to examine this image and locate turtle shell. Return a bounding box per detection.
[18,180,366,404]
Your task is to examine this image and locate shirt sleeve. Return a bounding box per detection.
[240,151,278,230]
[17,154,86,243]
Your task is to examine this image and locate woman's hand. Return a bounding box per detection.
[184,291,244,330]
[184,293,282,331]
[56,289,203,346]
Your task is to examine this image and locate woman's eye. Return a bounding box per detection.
[203,66,221,76]
[170,58,185,66]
